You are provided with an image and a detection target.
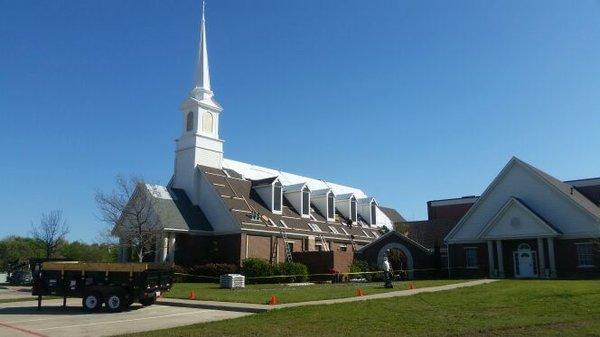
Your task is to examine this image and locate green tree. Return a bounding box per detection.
[59,241,116,262]
[0,236,45,271]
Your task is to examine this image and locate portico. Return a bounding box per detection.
[478,198,560,278]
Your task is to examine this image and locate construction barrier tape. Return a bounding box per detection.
[174,267,444,280]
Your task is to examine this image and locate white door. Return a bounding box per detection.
[514,251,537,278]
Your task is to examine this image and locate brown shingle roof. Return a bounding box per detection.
[198,165,378,242]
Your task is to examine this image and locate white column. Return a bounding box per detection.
[537,238,546,278]
[547,237,557,278]
[496,240,504,278]
[168,233,176,264]
[487,240,495,277]
[161,235,168,262]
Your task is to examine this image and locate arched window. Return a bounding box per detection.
[201,111,214,133]
[186,111,194,132]
[327,192,335,219]
[273,181,283,212]
[518,243,531,251]
[301,186,310,216]
[350,196,357,222]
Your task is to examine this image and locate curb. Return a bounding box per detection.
[156,299,272,313]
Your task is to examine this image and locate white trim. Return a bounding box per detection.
[476,198,560,240]
[429,197,479,207]
[446,157,600,243]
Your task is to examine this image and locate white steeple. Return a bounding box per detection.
[173,0,224,204]
[191,1,216,104]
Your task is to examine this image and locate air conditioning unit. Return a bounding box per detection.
[220,274,245,289]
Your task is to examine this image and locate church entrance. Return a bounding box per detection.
[513,243,538,278]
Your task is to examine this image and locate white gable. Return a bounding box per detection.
[478,198,559,240]
[446,158,600,243]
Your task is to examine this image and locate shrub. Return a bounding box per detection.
[189,263,238,278]
[350,259,376,282]
[272,262,308,283]
[241,258,272,283]
[173,263,237,283]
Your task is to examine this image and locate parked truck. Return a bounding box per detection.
[31,260,173,312]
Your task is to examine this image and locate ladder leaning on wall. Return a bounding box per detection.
[318,234,330,252]
[280,229,293,262]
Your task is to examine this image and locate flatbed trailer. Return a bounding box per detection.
[31,261,173,312]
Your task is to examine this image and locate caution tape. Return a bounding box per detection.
[174,267,444,281]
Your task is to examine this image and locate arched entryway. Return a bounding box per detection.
[377,243,415,279]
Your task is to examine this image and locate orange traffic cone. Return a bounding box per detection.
[268,295,278,305]
[408,282,416,290]
[188,290,196,300]
[356,288,364,297]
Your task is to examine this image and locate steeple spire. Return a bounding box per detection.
[191,0,218,105]
[195,0,210,92]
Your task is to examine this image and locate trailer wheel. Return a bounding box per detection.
[82,292,102,311]
[105,292,124,312]
[139,297,156,306]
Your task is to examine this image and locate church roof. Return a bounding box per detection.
[145,185,213,232]
[197,165,386,242]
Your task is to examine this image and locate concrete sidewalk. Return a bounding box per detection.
[158,279,497,312]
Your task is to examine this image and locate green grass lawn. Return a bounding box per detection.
[123,280,600,337]
[165,279,463,304]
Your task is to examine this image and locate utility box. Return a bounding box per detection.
[220,274,245,289]
[0,273,7,284]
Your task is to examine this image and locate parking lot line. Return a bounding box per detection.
[0,321,49,337]
[36,310,211,331]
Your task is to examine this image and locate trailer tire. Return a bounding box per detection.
[82,292,102,311]
[105,292,124,312]
[139,297,156,306]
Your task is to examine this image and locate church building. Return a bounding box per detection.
[118,5,400,269]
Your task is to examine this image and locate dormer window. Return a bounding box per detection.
[327,192,335,220]
[370,201,377,225]
[252,177,282,214]
[186,111,194,132]
[301,186,310,216]
[273,181,282,212]
[350,196,357,222]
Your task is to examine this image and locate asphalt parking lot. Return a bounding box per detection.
[0,298,251,337]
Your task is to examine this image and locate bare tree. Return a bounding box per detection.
[32,210,70,259]
[95,175,161,262]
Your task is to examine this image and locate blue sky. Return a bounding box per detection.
[1,0,600,242]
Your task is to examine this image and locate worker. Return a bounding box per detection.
[383,252,393,288]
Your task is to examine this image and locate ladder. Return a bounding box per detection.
[270,236,278,264]
[318,234,330,252]
[348,234,358,252]
[280,230,293,262]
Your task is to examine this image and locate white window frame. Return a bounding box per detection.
[308,223,322,232]
[328,226,340,234]
[339,244,348,252]
[464,247,478,269]
[272,181,283,214]
[576,242,595,267]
